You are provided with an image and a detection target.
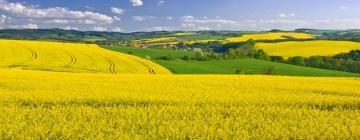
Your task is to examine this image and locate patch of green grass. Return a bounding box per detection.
[104,46,360,77]
[82,37,106,42]
[155,59,360,77]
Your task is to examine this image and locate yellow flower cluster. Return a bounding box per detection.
[0,69,359,139]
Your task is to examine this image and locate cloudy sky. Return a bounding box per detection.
[0,0,360,32]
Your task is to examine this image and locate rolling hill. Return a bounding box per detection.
[0,39,171,74]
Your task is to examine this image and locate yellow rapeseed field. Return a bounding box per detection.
[0,39,171,74]
[256,40,360,58]
[0,69,360,139]
[185,39,218,44]
[144,37,176,42]
[226,32,314,42]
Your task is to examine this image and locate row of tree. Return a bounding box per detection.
[270,53,360,74]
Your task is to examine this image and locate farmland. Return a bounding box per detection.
[256,40,360,58]
[0,69,360,139]
[0,31,360,139]
[0,0,360,138]
[106,46,360,77]
[226,32,314,42]
[0,39,170,74]
[138,32,315,44]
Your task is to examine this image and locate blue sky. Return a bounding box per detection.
[0,0,359,32]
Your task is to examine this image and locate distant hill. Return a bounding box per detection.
[0,29,177,43]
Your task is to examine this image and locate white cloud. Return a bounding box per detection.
[111,7,125,15]
[166,16,173,20]
[23,23,38,29]
[0,0,114,24]
[158,1,165,5]
[133,16,156,21]
[84,5,95,10]
[112,27,122,32]
[9,23,38,29]
[113,16,121,21]
[0,14,9,24]
[181,15,238,30]
[45,19,104,25]
[46,19,70,24]
[146,26,172,31]
[182,16,237,25]
[279,13,287,18]
[62,26,78,30]
[130,0,143,7]
[279,13,295,18]
[93,27,107,31]
[340,6,349,10]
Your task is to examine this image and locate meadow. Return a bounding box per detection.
[106,46,360,77]
[155,59,360,77]
[0,69,359,139]
[256,40,360,58]
[0,39,170,74]
[226,32,314,42]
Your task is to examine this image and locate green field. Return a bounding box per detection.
[105,46,360,77]
[155,59,360,77]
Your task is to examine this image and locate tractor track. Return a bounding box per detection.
[134,60,156,74]
[64,51,77,68]
[25,47,38,60]
[105,58,117,74]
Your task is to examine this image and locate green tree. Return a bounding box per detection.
[288,56,305,66]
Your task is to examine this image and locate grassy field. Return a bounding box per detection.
[0,40,170,74]
[226,32,314,42]
[1,69,360,139]
[256,40,360,58]
[155,59,360,77]
[105,46,360,77]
